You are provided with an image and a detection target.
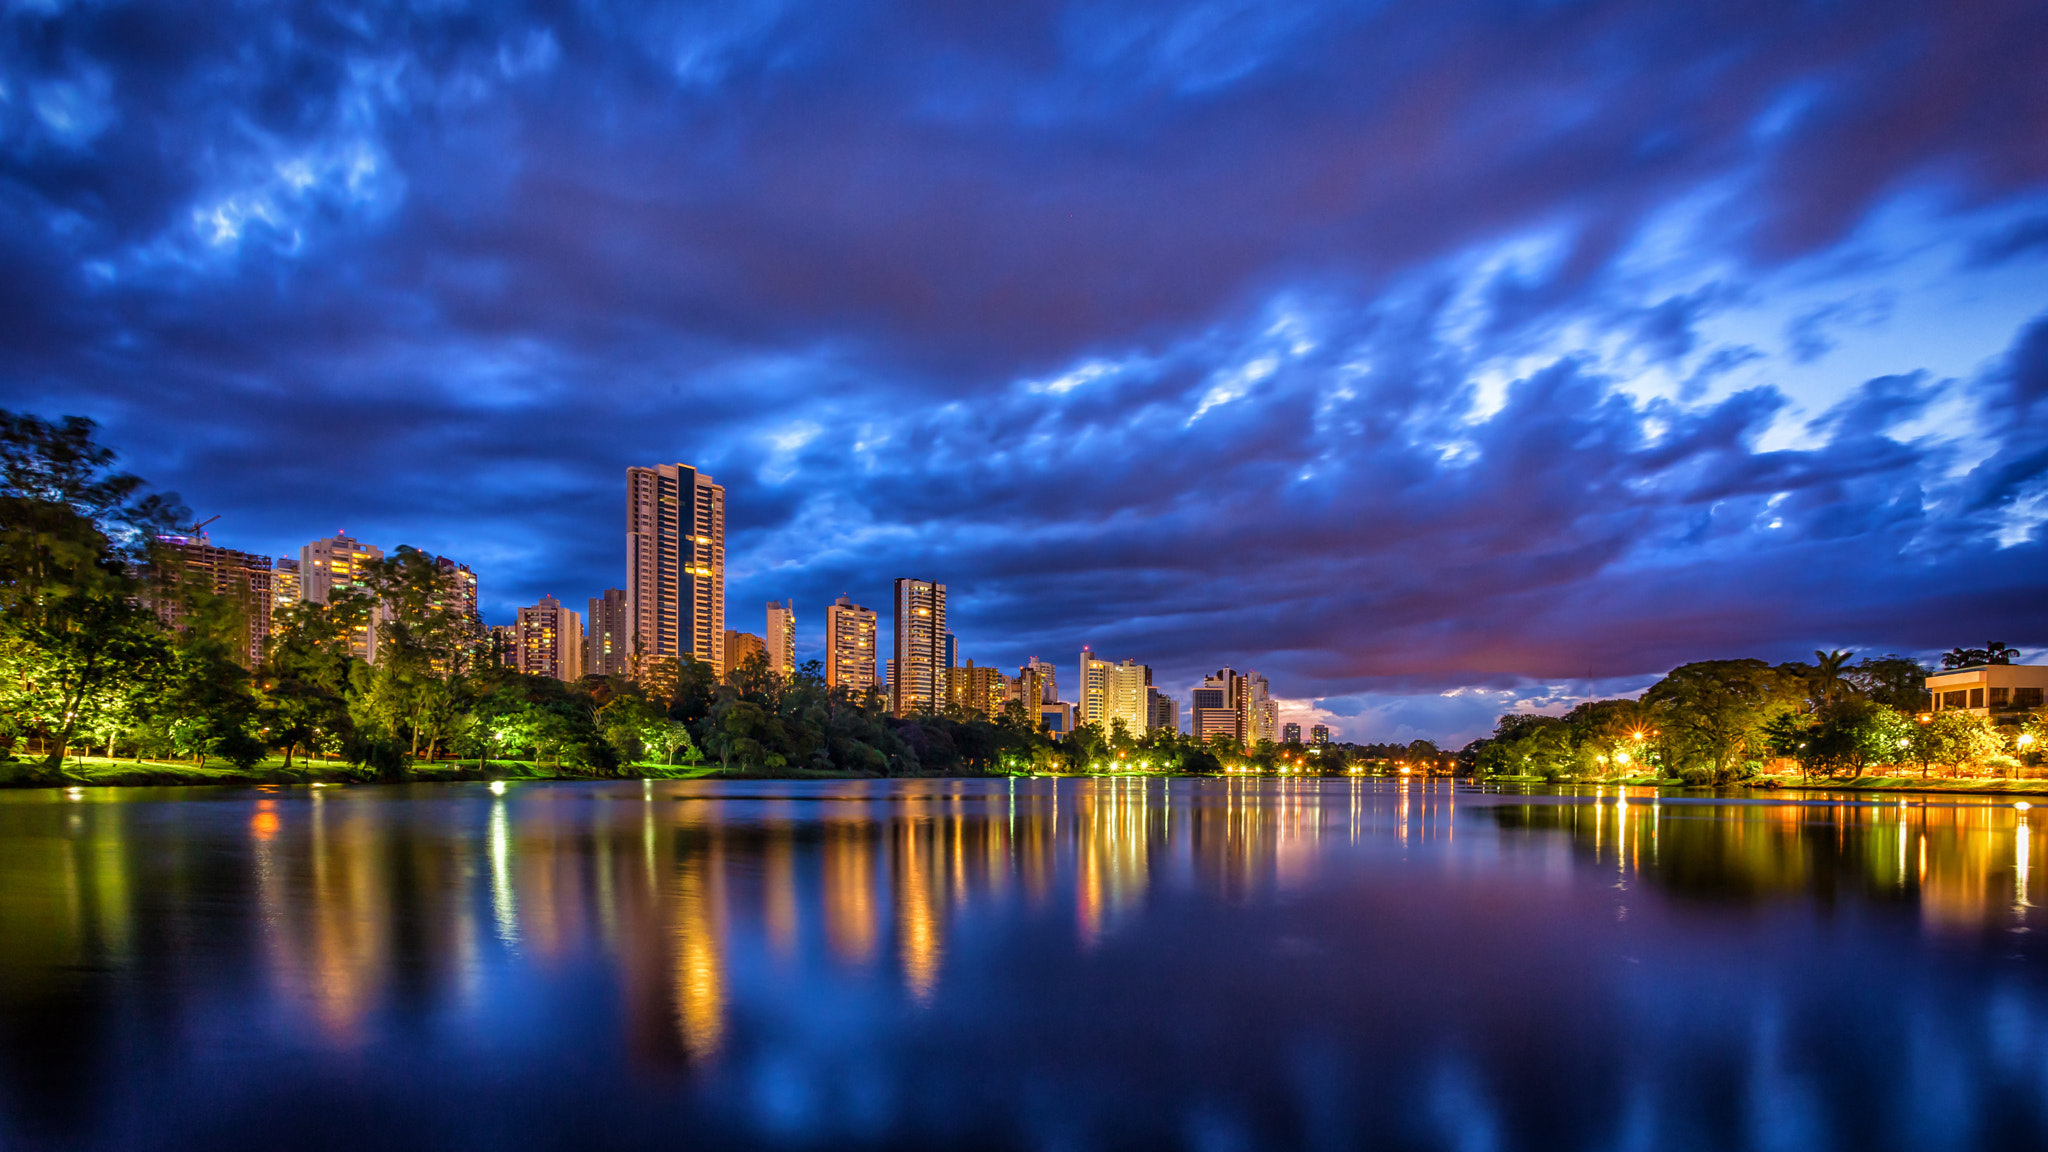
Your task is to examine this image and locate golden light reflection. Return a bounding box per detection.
[13,778,2048,1085]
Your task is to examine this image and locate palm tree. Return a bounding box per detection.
[1986,641,2021,666]
[1811,649,1856,708]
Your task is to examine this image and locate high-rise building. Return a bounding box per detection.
[1192,668,1246,746]
[765,599,796,676]
[300,534,385,661]
[950,659,1006,719]
[626,463,726,679]
[825,596,878,692]
[515,595,583,681]
[431,554,479,623]
[149,535,274,667]
[1147,686,1179,734]
[723,630,766,676]
[1024,657,1059,705]
[1282,722,1302,744]
[1310,724,1331,744]
[489,623,518,668]
[271,558,300,632]
[586,588,629,678]
[1078,646,1149,735]
[891,578,947,716]
[1246,671,1279,745]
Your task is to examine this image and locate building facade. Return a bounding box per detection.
[150,535,274,667]
[765,599,796,676]
[1245,671,1278,745]
[891,578,948,716]
[586,588,629,678]
[1283,722,1302,744]
[950,660,1006,719]
[1193,668,1246,745]
[723,630,766,676]
[626,463,726,680]
[1927,664,2048,718]
[825,596,878,692]
[1147,686,1178,734]
[271,558,300,632]
[300,534,385,661]
[1310,724,1331,745]
[515,595,584,681]
[1078,646,1150,735]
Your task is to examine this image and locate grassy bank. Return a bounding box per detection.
[0,755,732,789]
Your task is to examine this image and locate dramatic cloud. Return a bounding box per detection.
[3,0,2045,743]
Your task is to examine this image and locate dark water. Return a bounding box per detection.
[2,778,2046,1151]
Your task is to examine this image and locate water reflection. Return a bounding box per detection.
[2,779,2048,1150]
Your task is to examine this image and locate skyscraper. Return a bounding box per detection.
[271,558,300,632]
[586,588,629,677]
[825,596,878,692]
[149,534,274,667]
[515,595,584,681]
[1078,647,1149,735]
[765,599,796,676]
[949,659,1005,720]
[723,630,766,675]
[1147,686,1179,734]
[1282,722,1302,744]
[1023,657,1059,705]
[626,463,726,679]
[891,578,947,716]
[431,554,479,623]
[1310,724,1331,745]
[1193,668,1246,745]
[300,533,385,661]
[1246,671,1279,745]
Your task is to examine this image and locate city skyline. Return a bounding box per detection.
[4,3,2044,746]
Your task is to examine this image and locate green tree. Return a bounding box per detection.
[1850,654,1931,713]
[1644,659,1805,784]
[0,412,186,780]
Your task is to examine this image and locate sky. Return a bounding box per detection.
[3,0,2046,745]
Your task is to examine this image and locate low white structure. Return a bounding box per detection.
[1926,663,2048,717]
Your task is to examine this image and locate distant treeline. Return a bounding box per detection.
[1460,653,2045,783]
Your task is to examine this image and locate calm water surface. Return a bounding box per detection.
[2,778,2045,1151]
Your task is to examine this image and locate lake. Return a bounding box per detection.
[1,777,2044,1151]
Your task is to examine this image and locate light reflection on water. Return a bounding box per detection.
[1,778,2046,1150]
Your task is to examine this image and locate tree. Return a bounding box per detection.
[1644,660,1805,783]
[1809,649,1856,708]
[1943,643,2020,671]
[0,411,186,780]
[1850,654,1931,713]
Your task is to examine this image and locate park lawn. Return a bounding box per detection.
[0,755,719,788]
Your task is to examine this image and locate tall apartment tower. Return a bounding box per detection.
[149,534,274,667]
[586,588,629,677]
[271,558,301,632]
[431,555,479,623]
[890,578,947,716]
[1024,657,1059,705]
[1078,647,1150,735]
[300,534,385,661]
[723,630,766,675]
[765,600,796,676]
[1310,724,1331,745]
[626,464,726,679]
[1283,722,1302,744]
[515,595,584,681]
[1192,668,1246,746]
[1245,671,1279,745]
[825,596,878,692]
[1147,686,1179,734]
[950,659,1005,719]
